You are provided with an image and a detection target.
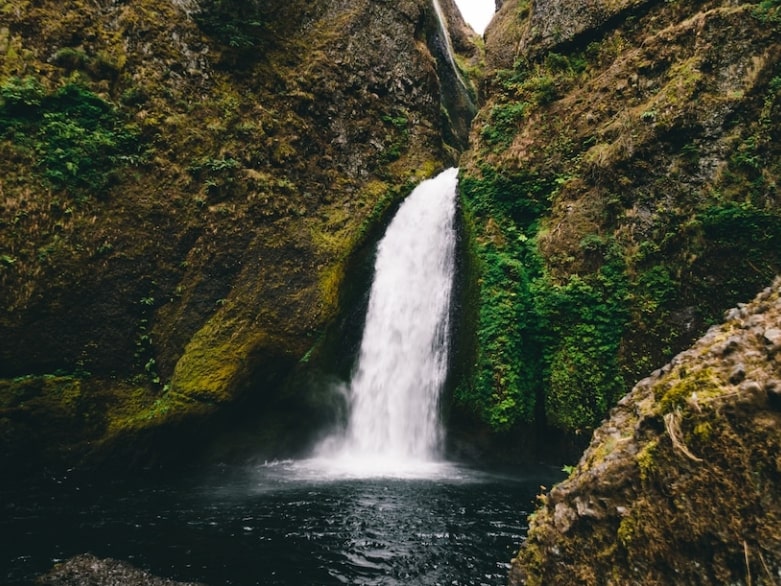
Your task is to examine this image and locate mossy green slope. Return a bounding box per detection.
[0,0,477,473]
[456,0,781,439]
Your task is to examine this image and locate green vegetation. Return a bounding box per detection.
[194,0,266,48]
[480,52,587,151]
[537,244,629,430]
[655,368,717,413]
[460,157,781,434]
[379,112,410,162]
[699,202,781,243]
[0,76,142,195]
[753,0,781,22]
[458,168,630,432]
[636,439,658,482]
[456,169,546,428]
[188,155,243,200]
[481,102,527,146]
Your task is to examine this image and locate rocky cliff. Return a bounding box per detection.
[510,278,781,585]
[455,0,781,445]
[461,0,781,581]
[0,0,478,474]
[3,0,780,485]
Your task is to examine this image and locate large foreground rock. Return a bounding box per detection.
[510,277,781,585]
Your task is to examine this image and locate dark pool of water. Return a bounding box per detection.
[1,459,563,585]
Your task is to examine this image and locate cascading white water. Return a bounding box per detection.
[319,168,459,470]
[431,0,471,94]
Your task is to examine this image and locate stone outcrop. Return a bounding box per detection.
[485,0,654,73]
[0,0,478,475]
[510,277,781,585]
[37,554,204,586]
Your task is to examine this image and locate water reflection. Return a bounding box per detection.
[201,461,557,585]
[2,462,563,585]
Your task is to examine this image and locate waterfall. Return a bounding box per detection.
[321,168,459,468]
[431,0,471,95]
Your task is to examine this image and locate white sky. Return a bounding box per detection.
[453,0,495,35]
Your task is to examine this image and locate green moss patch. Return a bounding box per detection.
[0,77,143,195]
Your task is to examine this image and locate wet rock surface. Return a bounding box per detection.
[37,554,204,586]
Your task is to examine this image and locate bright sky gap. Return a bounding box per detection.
[453,0,494,35]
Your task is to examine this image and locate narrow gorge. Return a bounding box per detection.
[1,0,781,584]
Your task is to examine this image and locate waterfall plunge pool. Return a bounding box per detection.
[1,461,564,585]
[1,170,567,584]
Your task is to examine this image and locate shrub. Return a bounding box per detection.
[460,166,631,432]
[481,102,528,146]
[536,246,630,431]
[699,202,781,243]
[195,0,266,48]
[0,76,45,111]
[0,77,143,195]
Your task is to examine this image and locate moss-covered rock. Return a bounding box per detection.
[38,553,204,585]
[0,0,478,474]
[455,0,781,441]
[510,277,781,584]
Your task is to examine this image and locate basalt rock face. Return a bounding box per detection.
[510,278,781,585]
[0,0,477,475]
[455,0,781,444]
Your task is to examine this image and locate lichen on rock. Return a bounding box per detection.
[510,277,781,585]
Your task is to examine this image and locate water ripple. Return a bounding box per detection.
[1,462,563,585]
